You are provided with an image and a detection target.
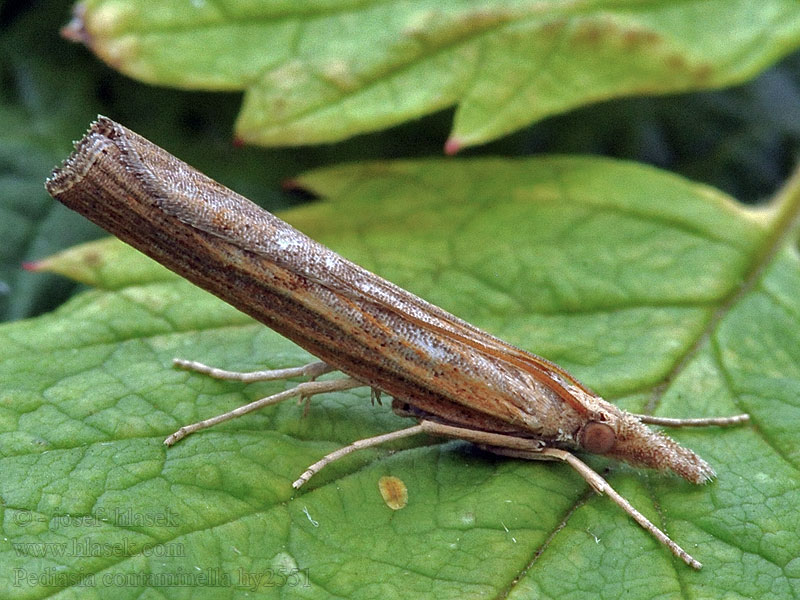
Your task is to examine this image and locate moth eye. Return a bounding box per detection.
[580,421,616,454]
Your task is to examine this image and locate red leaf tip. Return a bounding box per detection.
[444,137,462,156]
[22,261,43,272]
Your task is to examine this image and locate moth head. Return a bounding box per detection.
[576,406,715,484]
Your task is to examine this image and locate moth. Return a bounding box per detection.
[45,117,749,569]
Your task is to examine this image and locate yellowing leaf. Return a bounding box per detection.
[68,0,800,149]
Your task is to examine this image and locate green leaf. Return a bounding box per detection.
[2,157,799,598]
[69,0,800,149]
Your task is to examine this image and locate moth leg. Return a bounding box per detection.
[173,358,336,419]
[485,444,703,570]
[293,419,552,489]
[293,424,426,489]
[633,413,749,428]
[313,419,704,569]
[294,420,549,489]
[173,358,334,382]
[164,376,362,446]
[371,388,383,406]
[297,419,704,568]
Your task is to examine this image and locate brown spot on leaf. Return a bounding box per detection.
[81,250,103,267]
[621,28,661,49]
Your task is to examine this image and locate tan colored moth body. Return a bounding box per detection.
[45,118,749,569]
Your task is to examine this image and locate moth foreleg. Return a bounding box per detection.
[485,443,703,569]
[164,375,362,446]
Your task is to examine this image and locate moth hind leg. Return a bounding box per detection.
[165,358,362,445]
[483,442,703,569]
[172,358,334,382]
